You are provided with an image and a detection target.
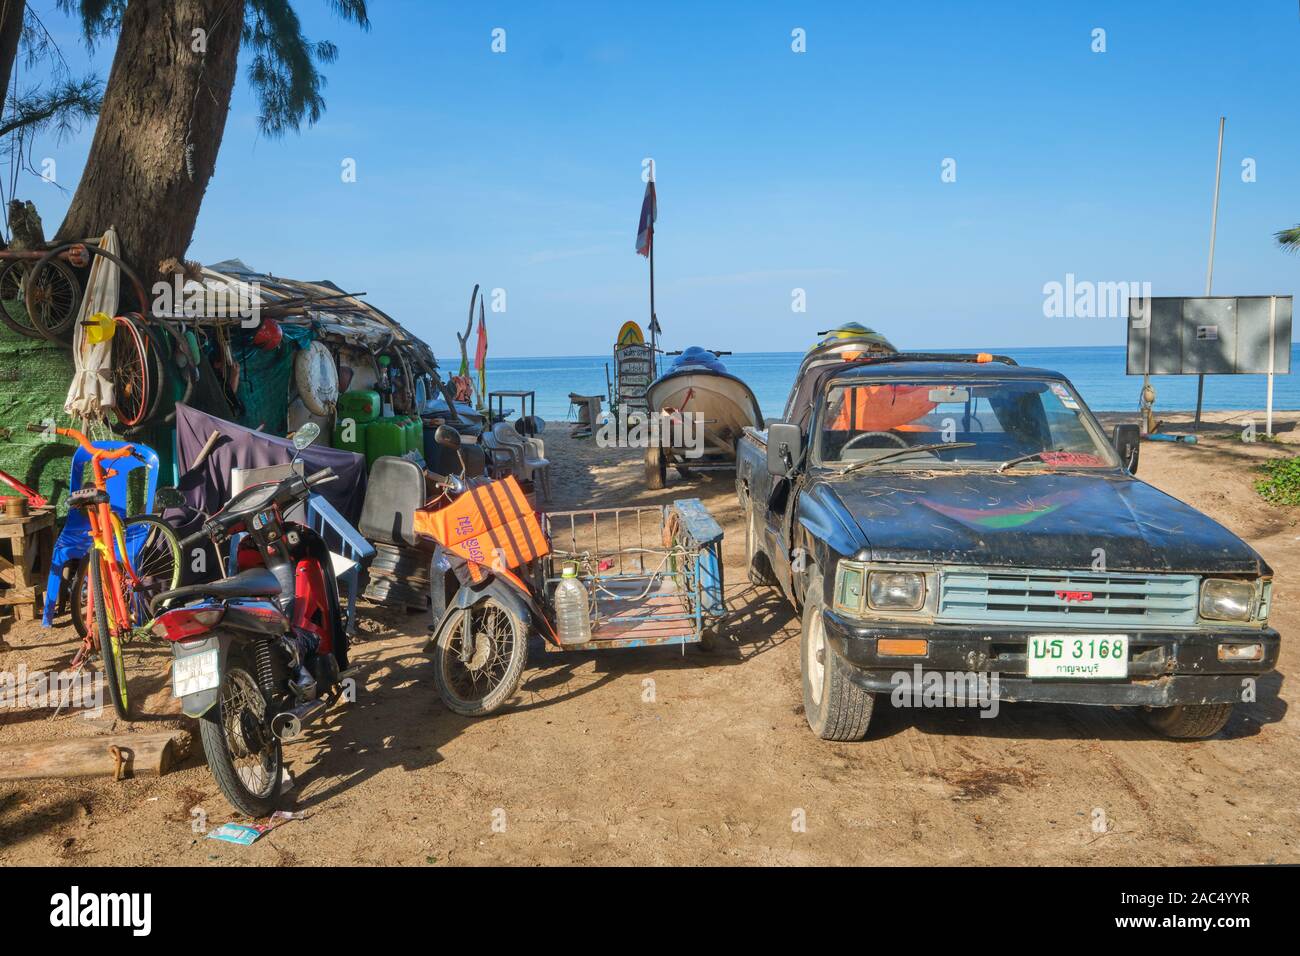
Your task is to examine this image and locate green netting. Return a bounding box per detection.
[231,323,313,435]
[0,326,79,512]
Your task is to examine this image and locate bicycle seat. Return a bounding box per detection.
[67,487,111,509]
[150,567,282,614]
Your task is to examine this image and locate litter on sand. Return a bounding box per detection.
[207,811,306,845]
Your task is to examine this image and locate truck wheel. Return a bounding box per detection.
[745,515,778,588]
[1140,702,1234,739]
[801,572,873,741]
[644,446,666,490]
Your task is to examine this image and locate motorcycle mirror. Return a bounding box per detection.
[293,422,321,451]
[434,424,461,449]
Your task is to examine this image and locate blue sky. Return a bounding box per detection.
[16,0,1300,360]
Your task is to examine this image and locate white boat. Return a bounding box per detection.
[643,347,763,488]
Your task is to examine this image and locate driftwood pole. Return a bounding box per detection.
[0,731,191,781]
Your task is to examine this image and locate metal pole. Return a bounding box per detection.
[1267,295,1276,437]
[647,159,659,379]
[1196,116,1225,430]
[649,235,657,378]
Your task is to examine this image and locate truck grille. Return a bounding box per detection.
[937,568,1199,627]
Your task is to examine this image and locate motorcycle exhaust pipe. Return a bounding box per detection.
[271,698,329,740]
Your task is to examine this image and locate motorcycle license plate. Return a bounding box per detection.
[172,648,220,697]
[1026,634,1129,679]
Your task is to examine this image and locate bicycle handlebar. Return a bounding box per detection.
[28,424,137,461]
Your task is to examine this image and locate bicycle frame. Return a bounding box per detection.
[47,427,143,650]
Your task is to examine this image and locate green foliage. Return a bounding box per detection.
[1255,456,1300,505]
[1277,225,1300,253]
[61,0,370,138]
[0,76,102,141]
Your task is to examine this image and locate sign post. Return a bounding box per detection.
[1195,116,1226,431]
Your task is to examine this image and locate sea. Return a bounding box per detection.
[476,346,1300,423]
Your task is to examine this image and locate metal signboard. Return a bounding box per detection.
[1128,295,1292,376]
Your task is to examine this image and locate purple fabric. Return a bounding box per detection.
[173,402,367,525]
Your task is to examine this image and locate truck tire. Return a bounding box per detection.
[1140,702,1234,739]
[745,513,778,588]
[801,571,873,741]
[644,446,666,490]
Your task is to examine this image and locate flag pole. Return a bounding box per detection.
[649,227,658,378]
[648,160,659,378]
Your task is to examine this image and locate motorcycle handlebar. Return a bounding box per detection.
[180,523,217,551]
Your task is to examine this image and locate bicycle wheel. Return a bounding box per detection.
[0,260,42,338]
[70,553,90,639]
[24,257,81,342]
[111,315,152,427]
[118,514,182,625]
[89,552,132,720]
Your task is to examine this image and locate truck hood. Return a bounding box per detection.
[821,471,1267,575]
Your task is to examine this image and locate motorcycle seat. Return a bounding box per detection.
[151,567,282,614]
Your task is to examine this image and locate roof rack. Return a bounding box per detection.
[846,351,1019,367]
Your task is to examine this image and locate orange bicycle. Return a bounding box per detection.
[30,423,181,719]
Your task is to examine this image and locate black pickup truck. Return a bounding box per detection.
[736,352,1278,741]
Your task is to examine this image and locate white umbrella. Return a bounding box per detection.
[64,227,120,419]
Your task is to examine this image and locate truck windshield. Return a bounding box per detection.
[815,379,1119,470]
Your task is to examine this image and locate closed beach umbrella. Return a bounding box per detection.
[474,297,488,405]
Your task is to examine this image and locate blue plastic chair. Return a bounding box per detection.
[42,441,160,627]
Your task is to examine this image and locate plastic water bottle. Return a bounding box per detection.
[553,564,592,645]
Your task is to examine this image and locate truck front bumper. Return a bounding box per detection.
[822,610,1279,707]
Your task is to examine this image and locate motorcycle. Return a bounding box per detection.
[422,425,550,717]
[148,423,354,816]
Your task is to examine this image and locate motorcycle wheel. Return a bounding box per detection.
[432,598,529,717]
[199,656,284,817]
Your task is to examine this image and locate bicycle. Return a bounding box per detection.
[29,424,182,719]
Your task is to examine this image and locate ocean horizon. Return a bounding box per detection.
[470,345,1300,422]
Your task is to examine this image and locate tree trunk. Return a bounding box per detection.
[0,0,25,121]
[56,0,244,283]
[0,0,26,251]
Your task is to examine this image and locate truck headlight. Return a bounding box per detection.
[1200,579,1254,622]
[834,562,928,615]
[868,571,926,611]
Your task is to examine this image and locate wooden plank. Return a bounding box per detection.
[0,507,51,620]
[0,731,191,781]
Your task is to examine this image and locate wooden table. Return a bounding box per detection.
[0,507,55,623]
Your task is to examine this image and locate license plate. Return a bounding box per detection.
[1026,634,1129,679]
[172,648,220,697]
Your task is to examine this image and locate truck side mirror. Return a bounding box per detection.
[767,422,803,477]
[1112,423,1140,473]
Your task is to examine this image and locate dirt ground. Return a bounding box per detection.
[2,409,1298,866]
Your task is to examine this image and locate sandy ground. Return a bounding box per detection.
[2,410,1298,866]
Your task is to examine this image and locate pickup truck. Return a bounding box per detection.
[736,352,1279,741]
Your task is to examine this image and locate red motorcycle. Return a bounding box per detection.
[148,424,355,816]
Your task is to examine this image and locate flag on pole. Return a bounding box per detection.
[474,299,488,403]
[635,175,657,257]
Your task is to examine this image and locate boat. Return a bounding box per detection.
[642,346,763,489]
